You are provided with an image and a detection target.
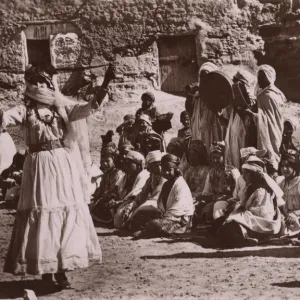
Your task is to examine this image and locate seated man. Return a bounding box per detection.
[199,141,240,223]
[112,150,150,227]
[90,143,124,224]
[135,114,163,155]
[132,154,195,239]
[114,150,166,230]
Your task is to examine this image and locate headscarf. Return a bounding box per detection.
[118,140,135,153]
[141,91,155,103]
[124,114,135,122]
[233,69,253,87]
[189,139,205,152]
[284,117,299,132]
[116,114,135,134]
[146,150,163,165]
[24,65,92,202]
[258,65,276,85]
[242,156,283,199]
[279,149,300,176]
[210,141,225,155]
[240,147,267,161]
[161,153,180,168]
[138,114,152,126]
[281,149,298,164]
[166,137,183,158]
[125,151,145,169]
[101,142,118,157]
[198,62,218,83]
[180,110,189,123]
[256,64,287,102]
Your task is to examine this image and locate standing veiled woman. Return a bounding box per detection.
[2,64,114,288]
[246,65,286,169]
[191,62,223,152]
[225,69,256,169]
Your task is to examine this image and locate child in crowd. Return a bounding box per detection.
[177,110,192,144]
[136,91,159,122]
[1,150,26,207]
[280,119,298,154]
[117,114,136,149]
[135,114,163,154]
[184,140,211,197]
[277,150,300,235]
[90,143,124,224]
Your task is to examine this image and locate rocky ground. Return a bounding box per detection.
[2,91,300,300]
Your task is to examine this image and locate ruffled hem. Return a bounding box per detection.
[4,254,101,276]
[4,204,101,275]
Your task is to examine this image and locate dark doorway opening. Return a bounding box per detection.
[27,39,51,66]
[158,35,198,94]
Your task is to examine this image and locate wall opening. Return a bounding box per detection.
[158,35,198,95]
[27,39,51,65]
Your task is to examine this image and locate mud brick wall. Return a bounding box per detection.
[1,0,300,104]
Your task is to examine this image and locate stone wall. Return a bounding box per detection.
[1,0,300,104]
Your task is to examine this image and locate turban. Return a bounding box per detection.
[189,140,205,152]
[141,91,155,103]
[281,149,298,164]
[146,150,163,165]
[242,156,284,200]
[118,141,135,153]
[166,137,183,158]
[199,62,218,73]
[101,142,118,157]
[240,147,267,160]
[124,114,135,122]
[116,114,136,134]
[138,114,152,126]
[125,151,145,168]
[258,64,276,85]
[284,117,299,132]
[210,141,225,155]
[161,153,180,168]
[198,62,218,82]
[180,110,189,123]
[233,70,253,87]
[256,64,287,103]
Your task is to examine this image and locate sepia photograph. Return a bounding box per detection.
[0,0,300,299]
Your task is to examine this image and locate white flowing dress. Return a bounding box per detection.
[3,102,101,275]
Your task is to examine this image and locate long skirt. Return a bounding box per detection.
[4,148,101,275]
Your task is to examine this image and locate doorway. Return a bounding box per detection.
[26,39,51,65]
[158,35,198,94]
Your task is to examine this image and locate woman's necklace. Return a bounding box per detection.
[34,105,56,125]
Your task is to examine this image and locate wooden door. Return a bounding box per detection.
[158,35,198,93]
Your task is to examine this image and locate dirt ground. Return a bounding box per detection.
[1,208,300,300]
[2,91,300,300]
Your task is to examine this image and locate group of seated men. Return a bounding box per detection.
[89,87,300,247]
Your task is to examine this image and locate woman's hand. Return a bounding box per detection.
[122,201,137,221]
[286,213,299,227]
